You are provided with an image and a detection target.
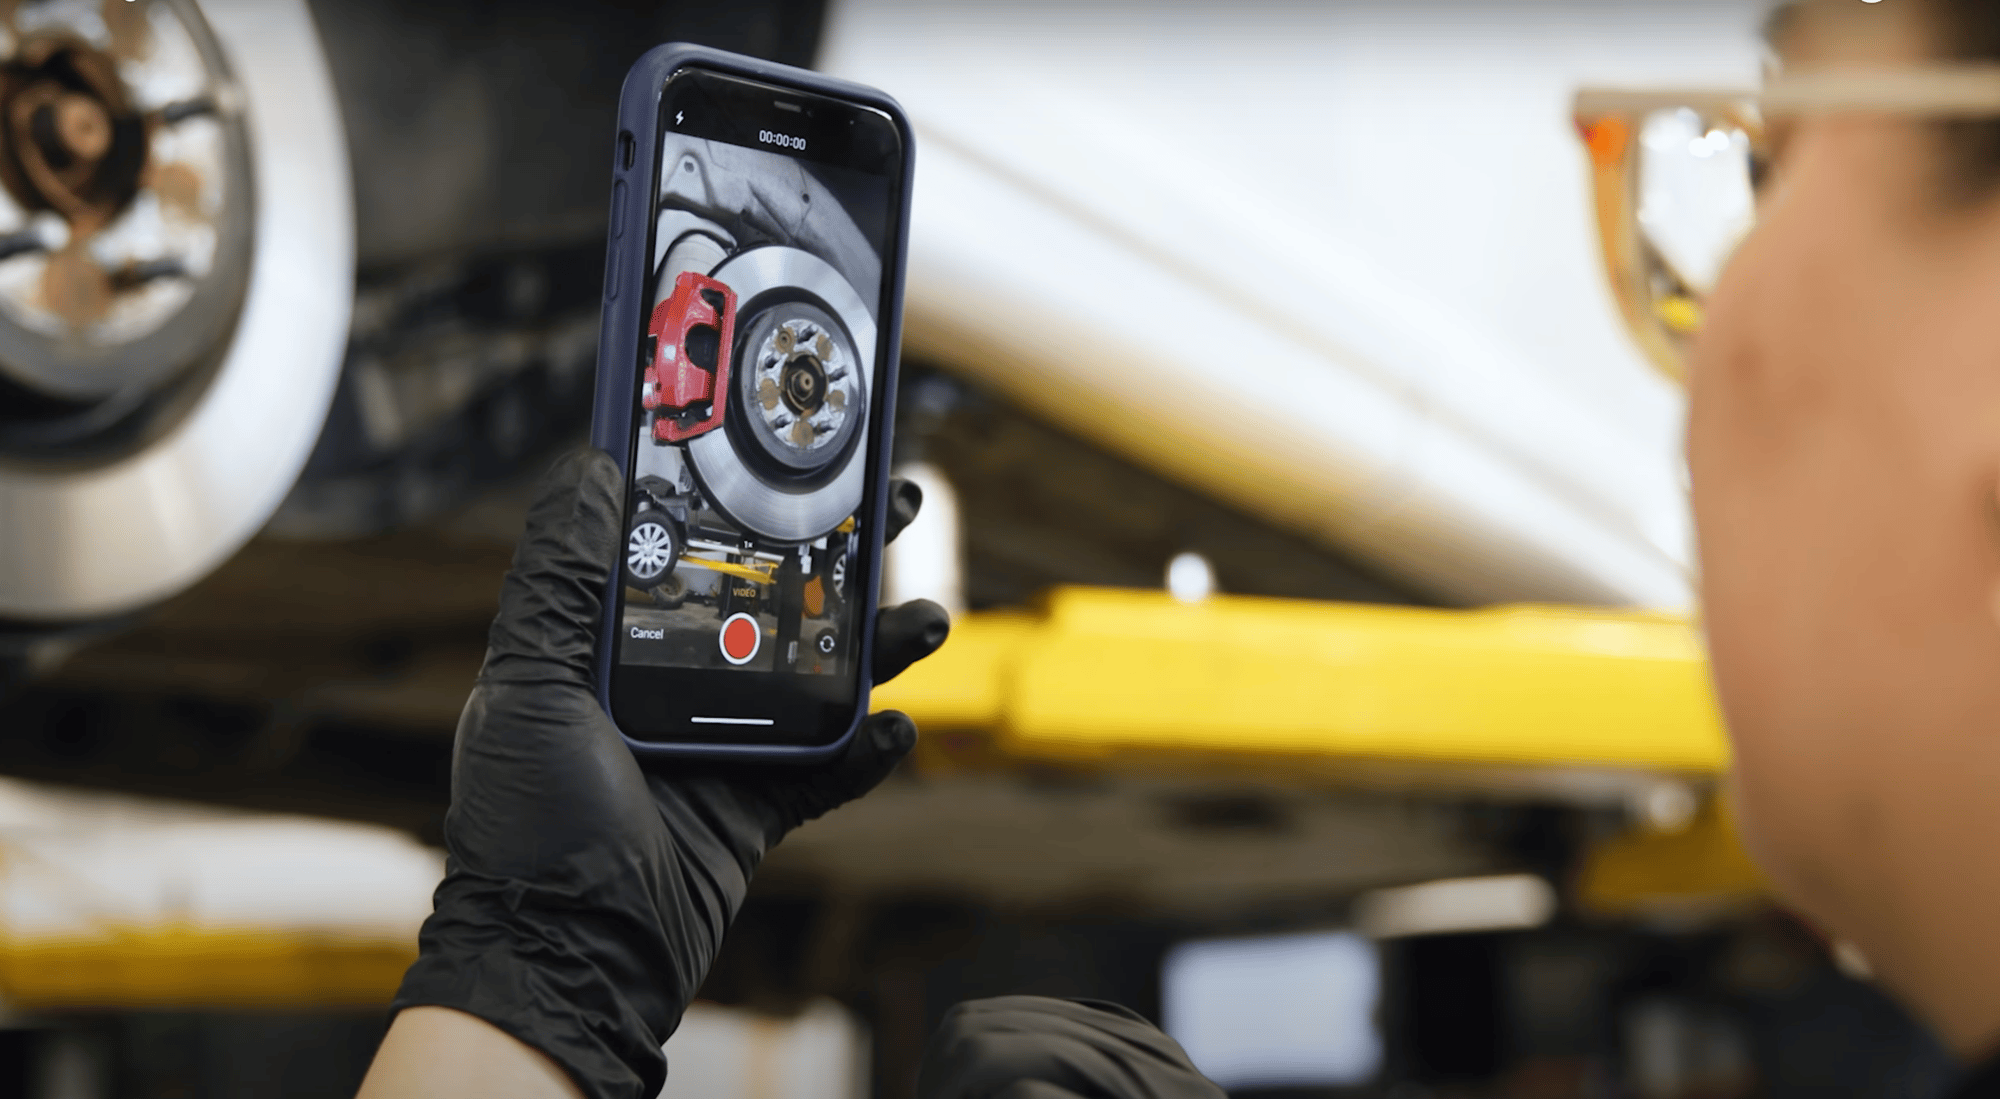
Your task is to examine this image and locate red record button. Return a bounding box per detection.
[719,612,761,666]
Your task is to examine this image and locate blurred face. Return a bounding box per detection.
[1688,0,2000,1052]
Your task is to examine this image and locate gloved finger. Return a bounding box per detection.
[992,1083,1087,1099]
[884,477,923,544]
[482,448,624,685]
[918,997,1226,1099]
[765,710,917,833]
[873,599,950,685]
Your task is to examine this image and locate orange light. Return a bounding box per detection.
[1580,116,1630,169]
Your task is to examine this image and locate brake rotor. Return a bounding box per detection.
[686,244,875,545]
[0,0,349,623]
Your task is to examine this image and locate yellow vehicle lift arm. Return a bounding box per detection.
[877,587,1730,777]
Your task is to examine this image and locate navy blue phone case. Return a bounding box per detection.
[589,43,914,763]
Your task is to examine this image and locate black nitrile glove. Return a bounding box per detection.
[919,997,1226,1099]
[391,448,950,1099]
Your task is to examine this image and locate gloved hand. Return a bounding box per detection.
[919,997,1226,1099]
[391,448,950,1099]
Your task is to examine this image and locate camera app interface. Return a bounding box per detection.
[617,74,895,682]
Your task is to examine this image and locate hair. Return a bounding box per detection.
[1766,0,2000,200]
[1928,0,2000,197]
[1933,0,2000,66]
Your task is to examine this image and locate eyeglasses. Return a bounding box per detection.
[1573,66,2000,383]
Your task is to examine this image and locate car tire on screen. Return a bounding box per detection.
[624,509,683,591]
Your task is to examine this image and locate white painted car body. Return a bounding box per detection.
[822,0,1770,607]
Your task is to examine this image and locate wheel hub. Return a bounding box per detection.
[0,0,250,438]
[777,328,830,418]
[0,34,147,244]
[744,303,858,468]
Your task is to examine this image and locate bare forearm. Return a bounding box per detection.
[357,1007,585,1099]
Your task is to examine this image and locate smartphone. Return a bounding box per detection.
[589,45,913,761]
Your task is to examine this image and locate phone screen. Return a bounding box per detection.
[608,67,904,745]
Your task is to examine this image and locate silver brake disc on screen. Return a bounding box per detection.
[0,0,352,623]
[686,243,873,545]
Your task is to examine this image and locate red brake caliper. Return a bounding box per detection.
[641,271,737,443]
